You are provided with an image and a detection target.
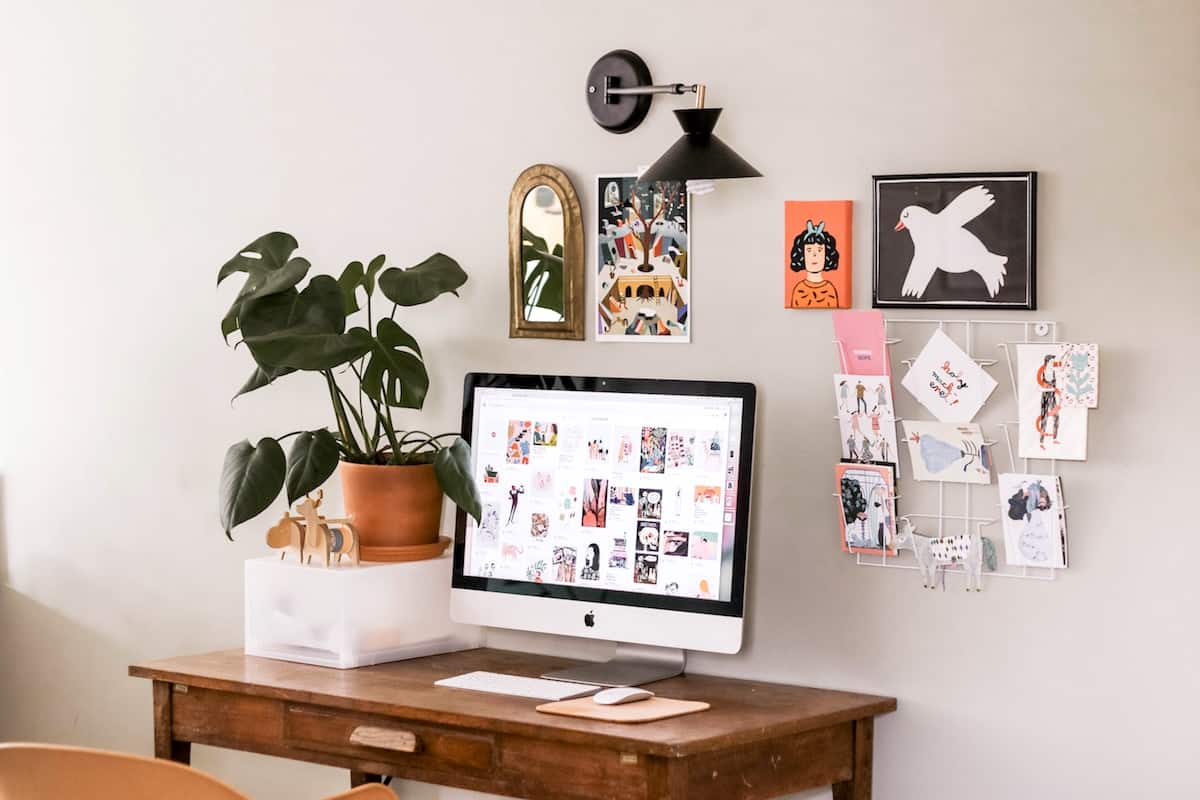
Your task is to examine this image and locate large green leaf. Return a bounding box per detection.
[217,232,298,284]
[232,363,297,401]
[219,438,286,539]
[241,276,370,370]
[362,318,428,408]
[364,254,386,296]
[217,232,306,341]
[337,260,365,315]
[220,257,312,341]
[378,253,468,307]
[241,275,345,337]
[245,326,373,371]
[434,438,481,523]
[285,429,340,505]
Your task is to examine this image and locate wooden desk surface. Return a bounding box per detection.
[129,648,895,759]
[131,648,895,799]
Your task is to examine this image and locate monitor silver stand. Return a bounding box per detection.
[541,643,686,687]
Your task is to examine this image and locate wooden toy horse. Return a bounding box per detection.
[265,490,360,567]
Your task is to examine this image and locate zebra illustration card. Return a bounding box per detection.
[902,421,991,484]
[900,329,997,423]
[1016,344,1088,461]
[999,473,1068,568]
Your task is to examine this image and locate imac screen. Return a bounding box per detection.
[460,379,749,605]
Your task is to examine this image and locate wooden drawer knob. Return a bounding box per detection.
[348,725,419,753]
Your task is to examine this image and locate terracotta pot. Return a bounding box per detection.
[339,461,444,561]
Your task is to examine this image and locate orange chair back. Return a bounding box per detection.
[0,743,248,800]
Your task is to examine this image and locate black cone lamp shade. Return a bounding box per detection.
[639,108,761,183]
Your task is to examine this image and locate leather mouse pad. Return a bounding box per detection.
[535,696,710,723]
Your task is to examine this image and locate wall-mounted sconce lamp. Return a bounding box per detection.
[585,49,762,184]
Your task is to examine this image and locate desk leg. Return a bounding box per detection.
[831,718,874,800]
[350,771,385,787]
[152,681,191,765]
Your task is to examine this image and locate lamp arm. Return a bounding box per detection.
[606,82,698,97]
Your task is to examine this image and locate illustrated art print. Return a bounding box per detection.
[596,174,690,341]
[784,201,852,309]
[874,172,1036,309]
[1016,344,1088,460]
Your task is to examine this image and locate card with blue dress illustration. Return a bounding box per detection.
[902,421,991,484]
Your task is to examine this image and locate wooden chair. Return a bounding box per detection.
[0,743,394,799]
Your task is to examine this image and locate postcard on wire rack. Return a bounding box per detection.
[1016,344,1088,460]
[835,462,898,555]
[902,421,991,484]
[998,473,1068,568]
[1059,342,1099,408]
[900,328,997,423]
[834,374,900,472]
[832,310,891,376]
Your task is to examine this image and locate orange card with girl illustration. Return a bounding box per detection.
[784,200,852,309]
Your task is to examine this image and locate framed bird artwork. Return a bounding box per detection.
[872,172,1037,309]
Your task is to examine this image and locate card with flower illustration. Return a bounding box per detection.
[1059,342,1098,408]
[900,329,997,422]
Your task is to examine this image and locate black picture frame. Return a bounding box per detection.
[873,171,1037,310]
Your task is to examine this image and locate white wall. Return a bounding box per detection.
[2,1,1197,798]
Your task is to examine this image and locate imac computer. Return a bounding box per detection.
[451,373,755,686]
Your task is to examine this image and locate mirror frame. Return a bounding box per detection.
[508,164,584,340]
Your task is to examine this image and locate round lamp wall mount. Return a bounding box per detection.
[585,49,762,183]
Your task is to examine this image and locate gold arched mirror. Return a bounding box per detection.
[508,164,584,339]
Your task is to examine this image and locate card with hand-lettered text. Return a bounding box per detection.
[900,329,997,423]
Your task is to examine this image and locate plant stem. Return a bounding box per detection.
[348,362,379,454]
[335,380,373,452]
[324,370,361,457]
[361,293,373,441]
[369,395,402,463]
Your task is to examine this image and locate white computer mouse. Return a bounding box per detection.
[592,687,655,705]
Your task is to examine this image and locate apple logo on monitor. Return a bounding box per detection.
[584,610,595,628]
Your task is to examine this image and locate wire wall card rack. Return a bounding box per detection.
[833,318,1069,586]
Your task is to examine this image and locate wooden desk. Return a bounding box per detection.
[129,649,895,800]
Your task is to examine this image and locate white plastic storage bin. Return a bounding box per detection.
[244,553,480,669]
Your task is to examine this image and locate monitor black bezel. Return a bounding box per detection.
[452,372,756,618]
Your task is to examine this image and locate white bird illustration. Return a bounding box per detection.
[894,185,1008,298]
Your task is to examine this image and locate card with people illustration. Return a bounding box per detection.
[834,373,900,476]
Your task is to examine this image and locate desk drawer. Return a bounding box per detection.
[283,705,495,774]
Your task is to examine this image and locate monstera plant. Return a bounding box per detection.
[217,231,481,556]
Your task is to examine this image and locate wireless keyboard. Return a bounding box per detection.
[434,671,598,700]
